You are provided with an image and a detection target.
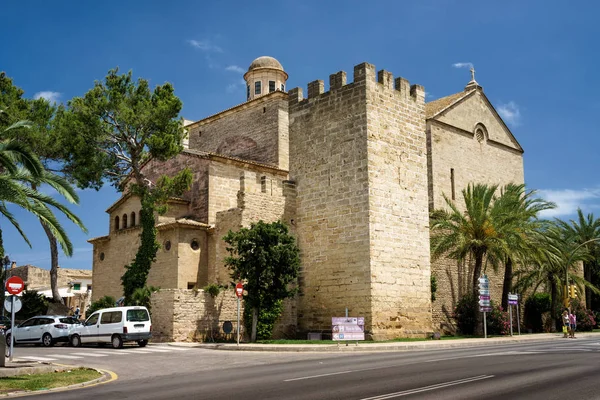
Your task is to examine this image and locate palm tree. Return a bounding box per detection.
[492,184,555,310]
[431,183,506,295]
[514,221,596,330]
[0,120,86,305]
[556,209,600,309]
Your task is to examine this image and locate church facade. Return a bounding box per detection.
[89,56,524,340]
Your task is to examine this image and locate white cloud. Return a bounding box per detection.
[33,91,61,103]
[225,65,245,74]
[226,79,247,94]
[497,101,521,126]
[452,62,474,69]
[187,39,223,53]
[538,188,600,218]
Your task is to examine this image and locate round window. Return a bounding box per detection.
[164,241,171,251]
[100,252,105,261]
[190,239,200,251]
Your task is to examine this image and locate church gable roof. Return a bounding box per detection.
[425,91,471,119]
[426,89,523,153]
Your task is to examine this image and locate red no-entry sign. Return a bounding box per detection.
[6,276,24,295]
[235,282,244,298]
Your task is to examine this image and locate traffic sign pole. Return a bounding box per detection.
[509,304,513,336]
[235,282,244,346]
[9,296,14,362]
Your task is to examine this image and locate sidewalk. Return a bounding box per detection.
[168,332,600,352]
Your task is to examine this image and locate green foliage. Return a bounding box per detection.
[570,298,596,331]
[224,220,300,341]
[453,294,478,335]
[524,293,551,333]
[243,299,284,341]
[121,170,191,304]
[20,291,49,320]
[486,303,510,335]
[55,68,185,190]
[131,286,159,311]
[430,274,437,302]
[87,296,116,315]
[203,284,222,298]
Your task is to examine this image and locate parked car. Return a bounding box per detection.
[6,315,82,347]
[70,306,151,349]
[0,316,12,331]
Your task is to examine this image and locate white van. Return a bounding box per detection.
[69,306,151,349]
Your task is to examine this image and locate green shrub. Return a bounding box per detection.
[86,296,116,315]
[243,300,283,340]
[570,298,596,332]
[524,293,551,333]
[203,284,222,298]
[453,294,477,335]
[430,274,437,302]
[486,303,510,335]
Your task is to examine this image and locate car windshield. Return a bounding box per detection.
[126,309,149,322]
[59,317,81,324]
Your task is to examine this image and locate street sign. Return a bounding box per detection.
[5,276,24,295]
[508,293,518,305]
[235,282,244,298]
[332,316,365,341]
[4,296,21,313]
[478,275,491,313]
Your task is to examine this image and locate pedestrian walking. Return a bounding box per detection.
[562,310,570,338]
[569,311,577,338]
[74,306,80,320]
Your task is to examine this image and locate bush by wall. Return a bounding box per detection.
[524,293,551,333]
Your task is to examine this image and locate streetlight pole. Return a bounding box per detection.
[564,238,600,310]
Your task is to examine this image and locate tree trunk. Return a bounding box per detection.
[501,257,513,311]
[251,307,258,342]
[472,252,484,335]
[41,221,63,304]
[550,281,558,333]
[472,252,484,295]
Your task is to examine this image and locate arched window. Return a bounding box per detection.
[122,214,128,229]
[473,123,488,143]
[114,216,120,231]
[130,212,136,227]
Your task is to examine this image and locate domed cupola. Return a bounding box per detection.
[243,56,288,101]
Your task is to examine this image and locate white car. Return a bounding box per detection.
[6,315,81,347]
[70,306,151,349]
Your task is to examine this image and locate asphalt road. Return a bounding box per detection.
[13,337,600,399]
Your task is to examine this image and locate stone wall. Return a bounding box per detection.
[187,93,288,169]
[366,68,432,338]
[288,66,372,335]
[150,288,296,342]
[288,63,432,338]
[143,152,210,223]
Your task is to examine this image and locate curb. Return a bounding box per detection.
[167,332,600,352]
[0,365,117,397]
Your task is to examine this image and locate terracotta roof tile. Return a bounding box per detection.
[425,90,472,119]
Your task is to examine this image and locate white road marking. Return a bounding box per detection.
[46,354,84,359]
[20,356,57,361]
[70,352,108,357]
[359,375,495,399]
[135,348,171,352]
[155,346,188,351]
[284,370,356,382]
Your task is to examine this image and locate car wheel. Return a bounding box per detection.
[70,335,82,348]
[138,339,148,347]
[5,334,12,346]
[111,335,123,349]
[42,333,53,347]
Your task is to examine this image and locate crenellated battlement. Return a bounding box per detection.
[288,62,424,105]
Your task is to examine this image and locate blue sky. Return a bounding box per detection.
[1,0,599,270]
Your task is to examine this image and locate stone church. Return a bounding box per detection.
[89,56,524,340]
